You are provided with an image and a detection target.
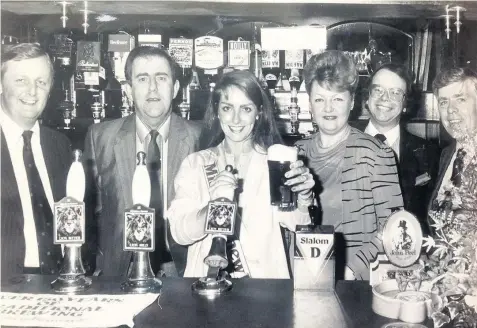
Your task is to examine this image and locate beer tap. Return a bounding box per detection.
[57,89,75,130]
[121,152,162,294]
[120,84,133,117]
[178,84,191,120]
[91,93,102,124]
[288,85,301,136]
[51,150,92,293]
[192,165,236,298]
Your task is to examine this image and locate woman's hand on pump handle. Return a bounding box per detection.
[285,160,315,201]
[209,169,238,200]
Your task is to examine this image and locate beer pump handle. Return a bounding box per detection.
[132,151,151,207]
[308,205,320,227]
[203,164,236,272]
[66,149,85,201]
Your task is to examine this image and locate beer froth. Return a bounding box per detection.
[268,144,297,162]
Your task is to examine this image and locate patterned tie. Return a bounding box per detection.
[451,148,466,187]
[146,130,171,274]
[147,130,162,213]
[374,133,387,144]
[22,131,62,274]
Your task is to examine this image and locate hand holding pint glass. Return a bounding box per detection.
[268,145,315,211]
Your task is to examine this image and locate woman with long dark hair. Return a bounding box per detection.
[168,70,315,278]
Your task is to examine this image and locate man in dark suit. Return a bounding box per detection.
[84,46,201,277]
[363,64,440,235]
[428,67,477,229]
[1,43,71,281]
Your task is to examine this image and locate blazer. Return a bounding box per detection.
[1,126,71,281]
[168,142,310,278]
[360,123,440,235]
[83,113,201,277]
[427,141,456,230]
[398,128,440,234]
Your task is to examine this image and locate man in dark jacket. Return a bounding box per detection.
[363,64,440,235]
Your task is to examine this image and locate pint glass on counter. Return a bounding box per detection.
[267,145,298,211]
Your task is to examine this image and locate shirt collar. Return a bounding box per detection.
[0,106,40,144]
[135,114,171,143]
[365,120,400,145]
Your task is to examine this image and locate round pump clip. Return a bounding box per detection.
[382,210,423,268]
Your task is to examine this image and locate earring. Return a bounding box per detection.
[255,115,259,121]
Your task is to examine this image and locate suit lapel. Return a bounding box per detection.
[436,142,456,190]
[1,130,24,231]
[112,115,136,272]
[428,142,456,211]
[113,115,136,209]
[398,129,416,202]
[167,114,191,206]
[40,127,66,202]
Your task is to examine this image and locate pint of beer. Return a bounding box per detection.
[267,145,298,211]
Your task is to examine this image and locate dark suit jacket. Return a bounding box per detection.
[1,126,71,281]
[361,124,440,234]
[83,113,201,277]
[398,128,440,234]
[427,141,456,231]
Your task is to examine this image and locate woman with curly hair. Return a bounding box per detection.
[296,50,403,280]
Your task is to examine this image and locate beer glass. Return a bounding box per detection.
[267,145,298,211]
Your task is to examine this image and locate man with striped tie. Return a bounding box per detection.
[0,43,72,281]
[83,46,202,278]
[428,67,477,233]
[364,64,440,235]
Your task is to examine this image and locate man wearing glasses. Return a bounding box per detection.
[363,64,440,235]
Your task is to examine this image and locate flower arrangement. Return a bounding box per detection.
[422,138,477,328]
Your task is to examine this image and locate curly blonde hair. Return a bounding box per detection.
[303,50,359,95]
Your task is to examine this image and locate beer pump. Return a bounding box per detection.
[121,152,162,294]
[51,150,92,293]
[192,165,237,298]
[288,85,301,136]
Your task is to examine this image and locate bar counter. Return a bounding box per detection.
[1,275,434,328]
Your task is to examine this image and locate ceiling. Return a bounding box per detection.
[2,1,477,20]
[2,0,477,38]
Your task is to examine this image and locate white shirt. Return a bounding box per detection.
[135,115,170,249]
[365,121,401,159]
[135,115,170,208]
[0,108,55,268]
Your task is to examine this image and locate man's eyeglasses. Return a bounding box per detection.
[370,85,405,102]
